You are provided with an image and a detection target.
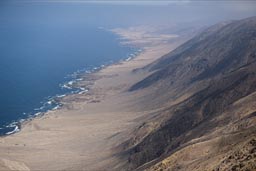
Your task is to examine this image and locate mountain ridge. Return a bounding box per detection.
[119,16,256,171]
[130,16,256,92]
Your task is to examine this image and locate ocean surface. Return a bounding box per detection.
[0,19,139,136]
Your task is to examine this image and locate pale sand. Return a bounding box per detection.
[0,28,189,171]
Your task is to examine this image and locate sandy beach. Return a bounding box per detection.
[0,27,189,171]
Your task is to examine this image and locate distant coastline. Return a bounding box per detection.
[0,27,140,136]
[0,25,187,171]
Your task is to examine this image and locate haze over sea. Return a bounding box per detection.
[0,2,137,135]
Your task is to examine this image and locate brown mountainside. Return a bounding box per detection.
[119,17,256,171]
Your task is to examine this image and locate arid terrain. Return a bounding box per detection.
[122,17,256,171]
[1,16,256,171]
[0,25,191,171]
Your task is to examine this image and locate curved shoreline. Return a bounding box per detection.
[0,27,189,171]
[0,33,143,137]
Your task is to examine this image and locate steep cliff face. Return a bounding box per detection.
[123,17,256,170]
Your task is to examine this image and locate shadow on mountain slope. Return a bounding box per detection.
[118,17,256,171]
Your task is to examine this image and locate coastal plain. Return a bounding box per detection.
[0,27,189,171]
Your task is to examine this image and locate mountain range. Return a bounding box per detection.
[119,16,256,171]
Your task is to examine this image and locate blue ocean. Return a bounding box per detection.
[0,2,139,135]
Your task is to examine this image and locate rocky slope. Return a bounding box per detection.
[119,16,256,171]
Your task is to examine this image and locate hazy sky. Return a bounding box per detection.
[1,0,256,28]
